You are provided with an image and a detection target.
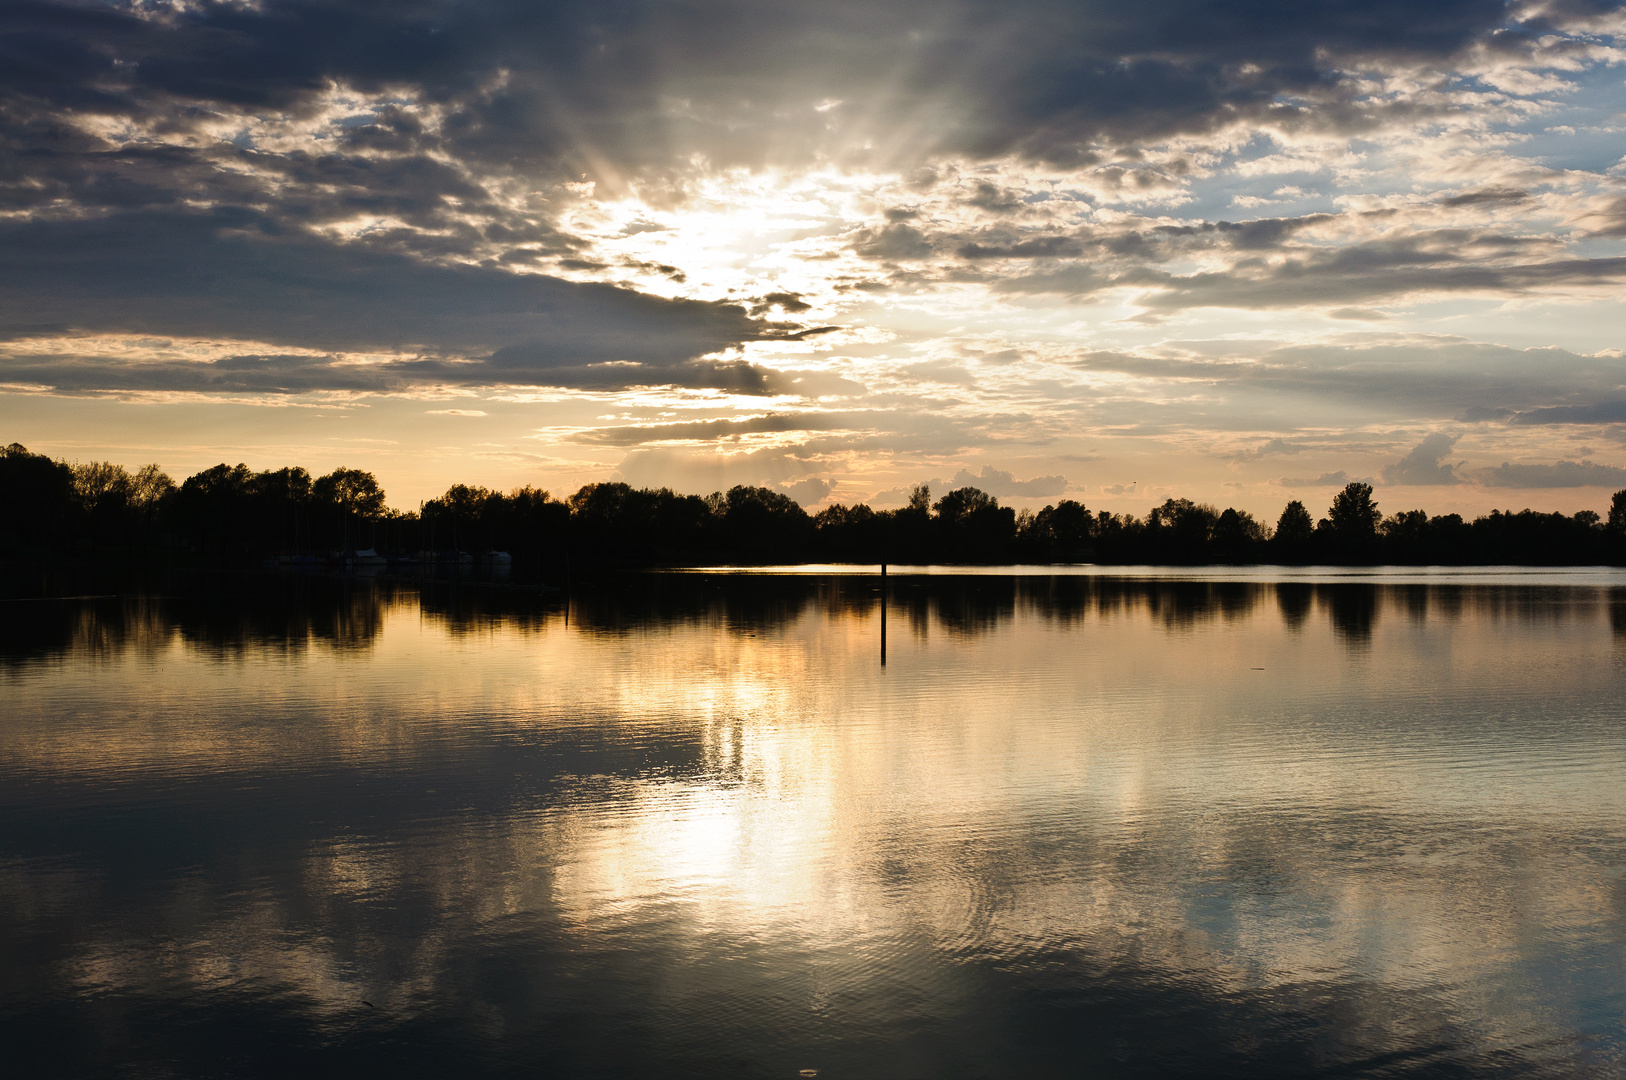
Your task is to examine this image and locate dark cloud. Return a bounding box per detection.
[0,209,815,394]
[964,181,1027,213]
[0,347,829,398]
[851,223,935,260]
[1439,188,1530,208]
[957,235,1086,260]
[1479,459,1626,488]
[749,292,813,315]
[0,0,1537,183]
[0,0,1612,378]
[1510,401,1626,425]
[1380,433,1463,485]
[1457,400,1626,426]
[0,0,1619,428]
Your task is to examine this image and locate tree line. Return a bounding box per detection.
[4,442,1625,566]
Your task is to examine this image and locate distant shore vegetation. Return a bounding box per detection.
[4,442,1625,567]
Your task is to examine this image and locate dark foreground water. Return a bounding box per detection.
[2,568,1625,1079]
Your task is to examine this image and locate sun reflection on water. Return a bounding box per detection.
[1,575,1624,1075]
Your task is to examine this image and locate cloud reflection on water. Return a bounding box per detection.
[0,572,1624,1077]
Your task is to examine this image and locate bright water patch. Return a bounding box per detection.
[1,572,1624,1078]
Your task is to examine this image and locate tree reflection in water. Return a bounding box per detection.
[2,567,1624,1078]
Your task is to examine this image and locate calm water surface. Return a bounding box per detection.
[2,570,1625,1078]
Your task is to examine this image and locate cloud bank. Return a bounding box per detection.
[2,0,1625,506]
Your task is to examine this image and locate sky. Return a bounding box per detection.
[3,0,1626,517]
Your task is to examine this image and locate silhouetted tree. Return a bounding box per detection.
[1091,511,1138,562]
[722,485,810,560]
[130,464,176,550]
[314,467,386,551]
[72,461,134,551]
[1327,482,1380,561]
[1609,490,1626,558]
[933,487,1016,562]
[1019,499,1093,561]
[812,502,883,561]
[1211,507,1267,562]
[251,466,312,555]
[882,483,933,561]
[9,439,1626,569]
[1271,500,1314,563]
[1145,498,1219,562]
[176,463,255,558]
[1381,509,1431,563]
[0,443,76,555]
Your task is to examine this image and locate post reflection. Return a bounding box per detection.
[1,571,1623,1078]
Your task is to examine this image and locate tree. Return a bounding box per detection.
[933,486,1016,561]
[813,502,882,560]
[1022,499,1093,560]
[0,443,75,554]
[722,485,809,559]
[1271,500,1315,562]
[1381,509,1430,563]
[313,467,386,519]
[73,461,134,550]
[1329,482,1380,540]
[934,486,997,523]
[130,463,176,548]
[1609,489,1626,537]
[907,483,931,516]
[1211,507,1267,561]
[249,466,311,555]
[1275,501,1313,543]
[313,467,387,551]
[177,463,255,557]
[1145,498,1218,562]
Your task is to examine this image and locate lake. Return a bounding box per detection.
[2,568,1624,1078]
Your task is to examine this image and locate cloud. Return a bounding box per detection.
[779,477,834,505]
[0,0,1544,193]
[1510,401,1626,425]
[871,480,946,506]
[1233,437,1311,462]
[1380,434,1463,485]
[1439,188,1531,208]
[3,0,1625,506]
[1068,340,1626,421]
[1279,471,1354,488]
[575,412,868,446]
[1457,406,1516,422]
[948,464,1068,497]
[1479,460,1626,488]
[427,409,487,416]
[851,223,935,260]
[615,446,817,493]
[1124,241,1626,315]
[0,210,813,395]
